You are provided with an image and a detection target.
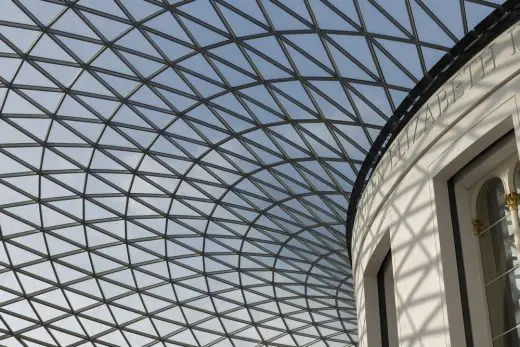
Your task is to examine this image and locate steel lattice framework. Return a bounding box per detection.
[0,1,502,347]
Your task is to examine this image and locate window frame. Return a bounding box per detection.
[377,251,398,347]
[451,133,520,346]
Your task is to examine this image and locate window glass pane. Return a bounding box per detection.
[478,178,520,342]
[378,252,398,347]
[486,266,520,341]
[492,327,520,347]
[478,179,515,280]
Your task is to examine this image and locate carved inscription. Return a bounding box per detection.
[356,24,520,224]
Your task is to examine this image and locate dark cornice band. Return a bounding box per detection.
[346,0,520,259]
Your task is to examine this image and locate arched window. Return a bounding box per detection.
[377,251,398,347]
[476,177,520,346]
[451,134,520,346]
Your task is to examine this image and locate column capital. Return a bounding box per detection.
[505,192,518,210]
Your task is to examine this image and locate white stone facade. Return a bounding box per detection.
[352,20,520,347]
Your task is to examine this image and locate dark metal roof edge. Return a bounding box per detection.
[346,0,520,260]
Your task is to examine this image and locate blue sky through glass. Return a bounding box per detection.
[0,0,502,346]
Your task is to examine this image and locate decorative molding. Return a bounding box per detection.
[472,218,485,235]
[505,192,518,210]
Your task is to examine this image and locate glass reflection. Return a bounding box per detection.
[477,178,520,345]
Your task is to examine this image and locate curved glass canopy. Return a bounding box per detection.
[0,1,501,346]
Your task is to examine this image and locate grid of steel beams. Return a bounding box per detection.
[346,0,519,257]
[0,1,500,346]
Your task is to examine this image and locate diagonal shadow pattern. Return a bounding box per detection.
[0,0,501,346]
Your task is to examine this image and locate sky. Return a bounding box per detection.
[0,0,502,346]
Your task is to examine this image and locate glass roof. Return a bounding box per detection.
[0,1,501,346]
